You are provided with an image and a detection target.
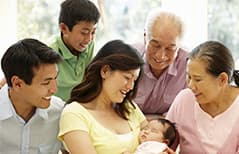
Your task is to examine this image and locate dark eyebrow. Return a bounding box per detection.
[150,39,176,47]
[125,71,136,77]
[82,27,96,31]
[150,39,159,44]
[169,43,177,47]
[81,28,90,31]
[43,72,58,81]
[128,71,140,81]
[190,74,202,78]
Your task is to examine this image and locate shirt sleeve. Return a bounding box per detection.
[58,103,89,141]
[166,88,193,123]
[166,90,183,123]
[129,102,146,125]
[134,103,146,123]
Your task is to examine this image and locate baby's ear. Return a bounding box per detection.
[163,139,170,146]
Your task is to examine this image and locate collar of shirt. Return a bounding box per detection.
[56,36,89,60]
[144,56,178,80]
[0,85,49,121]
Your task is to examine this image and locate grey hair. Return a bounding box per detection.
[144,8,184,40]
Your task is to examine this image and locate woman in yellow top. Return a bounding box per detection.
[58,40,148,154]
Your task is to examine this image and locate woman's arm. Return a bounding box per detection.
[161,147,176,154]
[63,130,97,154]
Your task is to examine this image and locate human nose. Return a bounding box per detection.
[49,79,58,94]
[126,80,135,90]
[143,128,149,134]
[187,79,195,90]
[85,33,94,43]
[155,48,167,60]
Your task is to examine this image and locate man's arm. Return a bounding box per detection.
[0,77,6,88]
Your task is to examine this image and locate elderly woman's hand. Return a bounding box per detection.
[160,147,176,154]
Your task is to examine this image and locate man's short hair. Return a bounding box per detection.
[1,38,62,87]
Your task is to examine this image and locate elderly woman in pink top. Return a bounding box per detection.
[166,41,239,153]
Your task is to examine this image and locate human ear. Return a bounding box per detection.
[11,76,24,89]
[163,139,170,146]
[218,72,228,86]
[100,65,111,79]
[59,23,69,35]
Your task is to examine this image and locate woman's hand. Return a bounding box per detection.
[161,147,176,154]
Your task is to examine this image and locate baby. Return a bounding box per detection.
[136,118,176,154]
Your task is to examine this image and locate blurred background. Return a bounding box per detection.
[1,0,239,76]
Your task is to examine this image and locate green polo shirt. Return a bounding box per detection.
[50,36,94,101]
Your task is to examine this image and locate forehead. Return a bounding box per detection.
[129,69,140,76]
[148,120,165,130]
[32,64,58,81]
[118,68,141,78]
[187,58,208,74]
[149,25,178,46]
[73,21,97,30]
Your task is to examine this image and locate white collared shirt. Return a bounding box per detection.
[0,85,65,154]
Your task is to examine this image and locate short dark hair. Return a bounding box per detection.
[59,0,100,31]
[67,40,144,120]
[188,41,239,86]
[1,38,62,87]
[157,118,176,147]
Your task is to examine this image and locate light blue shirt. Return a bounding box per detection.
[0,85,65,154]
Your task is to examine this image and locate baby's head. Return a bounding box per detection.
[139,118,176,146]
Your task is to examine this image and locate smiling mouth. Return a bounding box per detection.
[120,90,128,96]
[42,96,51,101]
[194,93,201,98]
[153,58,167,64]
[80,44,88,49]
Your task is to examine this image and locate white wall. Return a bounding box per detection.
[0,0,210,80]
[162,0,208,51]
[235,59,239,69]
[0,0,17,77]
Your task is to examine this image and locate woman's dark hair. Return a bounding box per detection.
[188,41,239,86]
[67,40,144,119]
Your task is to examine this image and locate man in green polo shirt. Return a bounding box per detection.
[50,0,100,101]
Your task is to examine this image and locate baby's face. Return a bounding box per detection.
[139,120,165,143]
